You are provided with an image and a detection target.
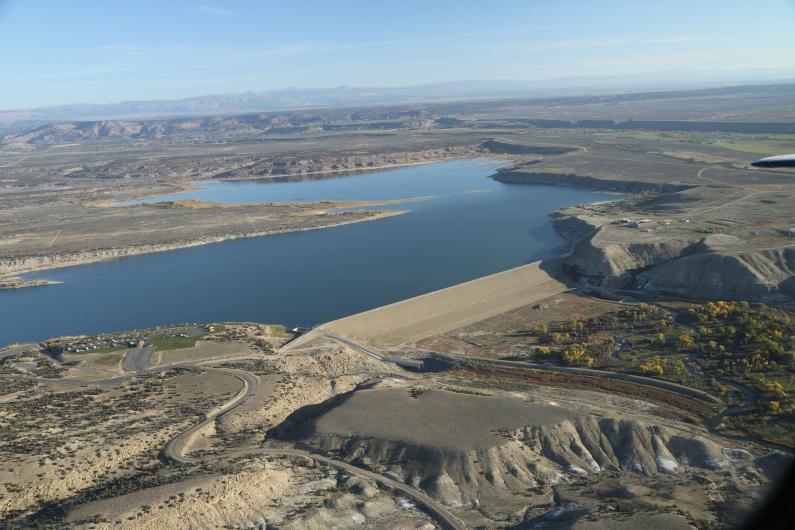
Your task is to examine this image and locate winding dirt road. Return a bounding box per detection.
[157,364,465,530]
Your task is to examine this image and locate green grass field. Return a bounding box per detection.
[150,334,203,351]
[149,325,224,350]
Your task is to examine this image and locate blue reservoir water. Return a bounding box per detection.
[1,159,613,345]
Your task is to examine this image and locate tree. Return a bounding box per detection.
[531,323,548,338]
[678,333,695,348]
[562,343,588,365]
[534,346,551,357]
[639,357,665,376]
[764,381,787,400]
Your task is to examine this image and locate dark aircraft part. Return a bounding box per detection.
[751,154,795,168]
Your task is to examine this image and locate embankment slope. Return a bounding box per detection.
[286,261,567,349]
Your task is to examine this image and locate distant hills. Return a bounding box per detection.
[3,82,795,146]
[0,81,554,126]
[3,78,795,127]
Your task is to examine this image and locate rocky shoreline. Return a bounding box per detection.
[0,277,62,290]
[492,167,692,193]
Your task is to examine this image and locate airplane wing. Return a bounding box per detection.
[751,154,795,167]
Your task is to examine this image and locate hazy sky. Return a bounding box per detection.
[1,0,794,109]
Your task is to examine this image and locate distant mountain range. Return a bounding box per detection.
[4,77,794,126]
[0,81,545,126]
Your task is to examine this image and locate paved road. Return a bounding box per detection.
[122,345,155,373]
[162,367,258,462]
[159,361,464,530]
[326,334,386,361]
[326,334,424,369]
[331,332,720,406]
[6,328,775,528]
[265,448,464,530]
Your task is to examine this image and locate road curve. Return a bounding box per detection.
[158,364,465,530]
[326,333,387,361]
[162,367,258,463]
[265,448,464,530]
[164,440,464,530]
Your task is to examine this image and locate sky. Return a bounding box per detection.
[1,0,794,109]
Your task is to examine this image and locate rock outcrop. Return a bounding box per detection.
[481,139,577,156]
[636,245,795,301]
[557,215,795,302]
[297,415,768,510]
[493,169,692,193]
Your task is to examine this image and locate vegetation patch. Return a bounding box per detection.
[150,334,204,351]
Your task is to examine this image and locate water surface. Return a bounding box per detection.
[1,159,613,345]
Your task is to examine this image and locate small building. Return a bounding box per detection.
[629,220,656,229]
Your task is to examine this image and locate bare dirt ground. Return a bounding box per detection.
[417,291,618,358]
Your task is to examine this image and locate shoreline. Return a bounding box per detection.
[2,157,638,294]
[0,277,63,290]
[4,156,512,282]
[105,156,474,206]
[491,167,692,193]
[1,176,618,288]
[1,209,406,281]
[219,156,468,182]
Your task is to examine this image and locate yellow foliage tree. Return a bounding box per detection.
[562,343,587,366]
[639,357,666,376]
[764,381,788,400]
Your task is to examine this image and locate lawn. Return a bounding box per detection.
[150,334,203,351]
